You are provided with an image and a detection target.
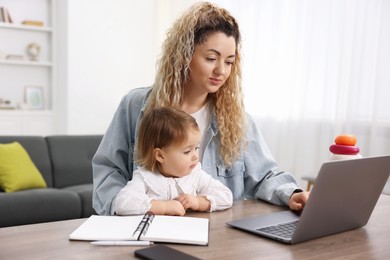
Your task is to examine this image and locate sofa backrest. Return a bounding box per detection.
[45,135,102,188]
[0,136,54,187]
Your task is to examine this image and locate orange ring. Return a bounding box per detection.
[334,134,357,146]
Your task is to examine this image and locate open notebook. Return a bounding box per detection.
[69,212,209,246]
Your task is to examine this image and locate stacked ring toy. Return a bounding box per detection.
[329,134,362,160]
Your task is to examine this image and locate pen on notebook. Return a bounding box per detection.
[90,241,153,246]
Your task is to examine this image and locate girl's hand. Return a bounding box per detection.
[164,200,186,216]
[150,200,185,216]
[176,194,211,212]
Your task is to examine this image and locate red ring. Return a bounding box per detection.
[329,144,360,155]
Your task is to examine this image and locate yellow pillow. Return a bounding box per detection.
[0,142,47,192]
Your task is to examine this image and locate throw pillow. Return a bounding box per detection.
[0,142,47,192]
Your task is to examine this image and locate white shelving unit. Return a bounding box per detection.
[0,0,56,135]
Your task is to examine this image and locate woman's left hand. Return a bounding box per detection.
[289,191,310,211]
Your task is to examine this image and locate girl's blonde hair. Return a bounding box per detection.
[137,107,199,173]
[145,2,246,166]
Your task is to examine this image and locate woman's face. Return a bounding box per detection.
[186,32,236,96]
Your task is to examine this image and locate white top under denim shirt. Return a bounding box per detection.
[190,104,209,161]
[115,163,233,215]
[92,87,301,215]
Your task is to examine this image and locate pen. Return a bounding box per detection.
[91,241,153,246]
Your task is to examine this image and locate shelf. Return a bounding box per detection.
[0,22,52,32]
[0,110,53,115]
[0,0,56,135]
[0,59,52,67]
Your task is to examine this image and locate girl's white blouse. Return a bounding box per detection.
[115,162,233,215]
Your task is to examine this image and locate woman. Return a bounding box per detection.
[93,2,309,215]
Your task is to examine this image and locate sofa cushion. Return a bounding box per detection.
[63,183,96,217]
[0,136,53,187]
[0,188,81,227]
[46,135,102,188]
[0,142,47,192]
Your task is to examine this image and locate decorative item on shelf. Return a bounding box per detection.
[329,134,363,161]
[0,98,16,110]
[26,43,41,61]
[5,54,24,61]
[0,50,6,60]
[18,102,29,110]
[24,86,44,110]
[0,6,13,23]
[0,6,4,22]
[22,20,44,27]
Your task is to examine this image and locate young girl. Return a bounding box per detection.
[114,107,233,216]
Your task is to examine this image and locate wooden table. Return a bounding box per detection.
[1,195,390,260]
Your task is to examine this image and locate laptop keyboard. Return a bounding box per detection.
[256,220,299,239]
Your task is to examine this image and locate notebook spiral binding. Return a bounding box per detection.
[133,211,155,239]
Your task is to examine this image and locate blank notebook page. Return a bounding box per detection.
[142,216,209,245]
[69,215,143,241]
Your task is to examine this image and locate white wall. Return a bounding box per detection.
[62,0,156,134]
[47,0,209,135]
[61,0,200,135]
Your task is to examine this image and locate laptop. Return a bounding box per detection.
[226,155,390,244]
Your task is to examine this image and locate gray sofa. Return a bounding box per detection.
[0,135,103,227]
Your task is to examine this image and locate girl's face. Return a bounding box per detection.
[155,129,201,178]
[185,32,236,96]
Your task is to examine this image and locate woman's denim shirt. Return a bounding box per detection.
[92,87,300,215]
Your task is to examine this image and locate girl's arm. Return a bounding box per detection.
[194,167,233,211]
[150,200,186,216]
[115,171,151,215]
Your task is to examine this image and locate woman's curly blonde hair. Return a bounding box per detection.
[145,2,246,166]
